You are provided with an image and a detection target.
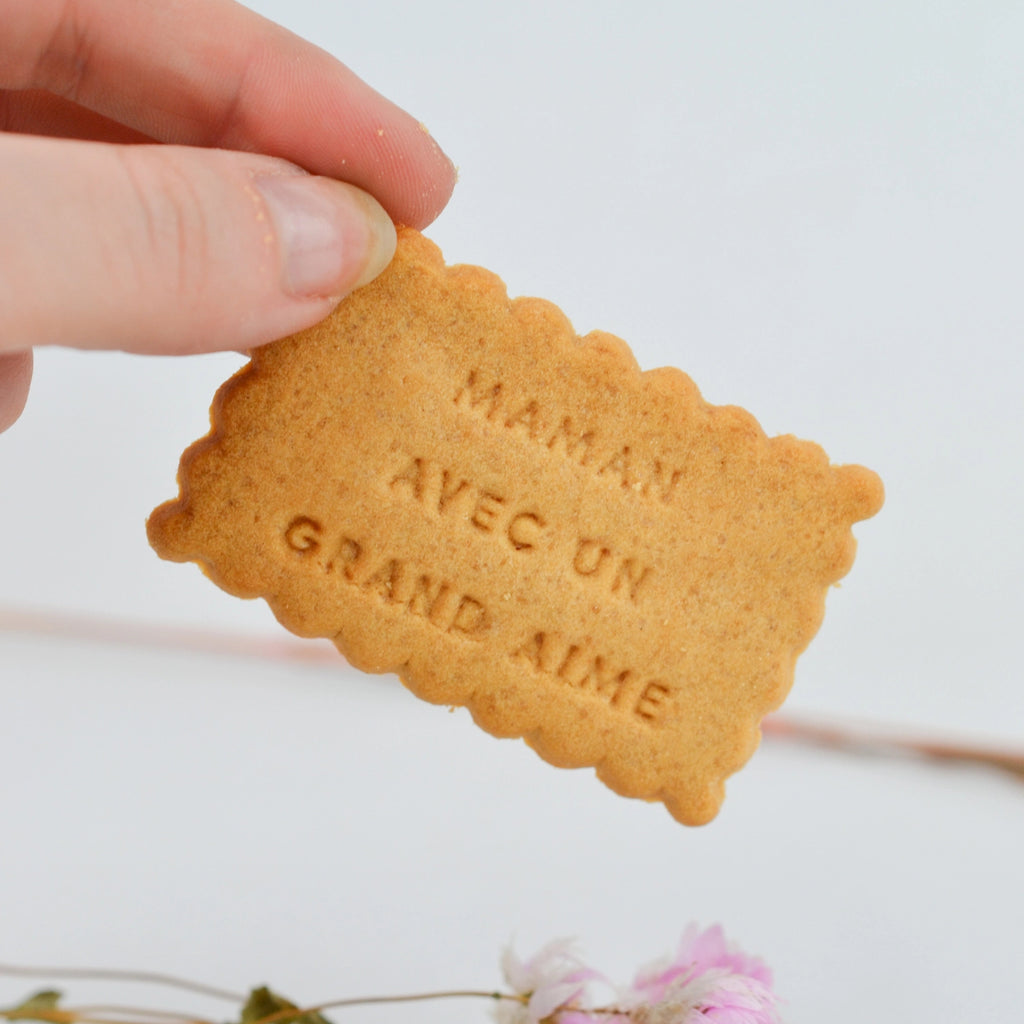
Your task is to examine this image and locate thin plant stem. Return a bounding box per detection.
[3,605,1021,786]
[761,715,1024,782]
[0,606,339,668]
[0,982,528,1024]
[4,1014,197,1024]
[0,964,244,1003]
[65,1007,214,1024]
[249,990,524,1024]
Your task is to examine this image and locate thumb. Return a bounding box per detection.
[0,350,33,433]
[0,134,397,355]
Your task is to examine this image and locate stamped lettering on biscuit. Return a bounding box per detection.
[147,227,883,825]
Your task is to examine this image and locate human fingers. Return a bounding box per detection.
[0,350,32,434]
[0,133,396,356]
[3,0,456,228]
[0,89,152,144]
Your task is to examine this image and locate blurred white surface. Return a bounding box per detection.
[2,1,1023,1022]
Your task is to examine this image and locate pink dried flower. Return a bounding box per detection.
[497,939,601,1024]
[627,926,780,1024]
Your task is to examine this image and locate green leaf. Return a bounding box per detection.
[238,988,332,1024]
[5,990,65,1023]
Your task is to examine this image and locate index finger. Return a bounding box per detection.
[1,0,456,228]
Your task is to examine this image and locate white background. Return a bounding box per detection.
[2,2,1023,1021]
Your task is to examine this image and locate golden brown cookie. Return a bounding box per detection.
[148,227,883,824]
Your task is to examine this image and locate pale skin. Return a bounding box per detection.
[0,0,457,431]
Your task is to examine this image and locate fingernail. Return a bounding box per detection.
[254,174,396,299]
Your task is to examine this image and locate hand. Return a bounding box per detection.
[0,0,456,432]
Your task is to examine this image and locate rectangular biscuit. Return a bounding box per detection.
[148,227,883,824]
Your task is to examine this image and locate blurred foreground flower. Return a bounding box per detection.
[497,927,780,1024]
[1,926,780,1024]
[496,939,600,1024]
[626,924,779,1023]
